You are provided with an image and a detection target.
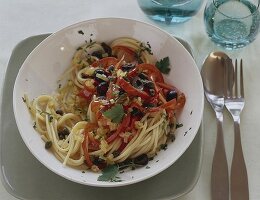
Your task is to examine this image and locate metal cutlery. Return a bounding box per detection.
[201,52,230,200]
[224,59,249,200]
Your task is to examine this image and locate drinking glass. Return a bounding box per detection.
[137,0,203,24]
[204,0,260,49]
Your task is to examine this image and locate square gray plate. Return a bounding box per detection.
[0,34,203,200]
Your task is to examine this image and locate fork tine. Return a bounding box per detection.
[240,59,244,98]
[235,59,238,98]
[223,58,228,98]
[227,59,234,98]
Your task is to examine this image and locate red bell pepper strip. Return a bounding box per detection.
[156,81,179,92]
[91,57,119,69]
[82,135,93,167]
[118,141,128,152]
[112,45,137,63]
[82,123,98,167]
[129,102,145,112]
[106,113,131,143]
[78,88,94,101]
[148,99,177,112]
[127,67,139,79]
[176,93,186,109]
[117,77,150,100]
[137,63,164,83]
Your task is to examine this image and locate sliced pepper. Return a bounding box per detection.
[106,113,131,143]
[117,77,150,100]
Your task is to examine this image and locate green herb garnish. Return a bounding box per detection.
[33,122,36,129]
[98,165,121,182]
[103,104,125,123]
[155,57,171,74]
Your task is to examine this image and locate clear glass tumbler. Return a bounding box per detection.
[137,0,203,24]
[204,0,260,49]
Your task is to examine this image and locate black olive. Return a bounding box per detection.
[92,157,106,165]
[119,89,125,95]
[132,77,143,90]
[144,81,154,89]
[94,69,106,76]
[56,109,64,116]
[94,69,107,82]
[131,107,143,117]
[97,82,109,96]
[166,90,178,101]
[91,51,103,59]
[133,154,149,166]
[138,72,148,80]
[58,127,70,140]
[101,42,112,56]
[121,63,135,72]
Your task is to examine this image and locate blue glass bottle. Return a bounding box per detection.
[137,0,203,24]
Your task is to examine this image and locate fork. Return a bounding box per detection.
[224,59,249,200]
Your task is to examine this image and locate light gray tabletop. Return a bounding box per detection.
[0,1,260,200]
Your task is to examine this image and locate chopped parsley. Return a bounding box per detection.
[103,104,125,123]
[22,97,26,103]
[78,30,84,35]
[155,57,171,74]
[176,123,183,129]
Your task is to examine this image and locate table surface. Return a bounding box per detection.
[0,1,260,200]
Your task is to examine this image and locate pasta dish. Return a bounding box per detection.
[24,37,185,172]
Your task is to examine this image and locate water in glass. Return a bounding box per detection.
[204,0,260,49]
[138,0,203,24]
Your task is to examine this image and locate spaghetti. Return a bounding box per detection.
[24,37,185,172]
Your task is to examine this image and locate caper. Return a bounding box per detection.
[56,109,64,116]
[45,141,52,149]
